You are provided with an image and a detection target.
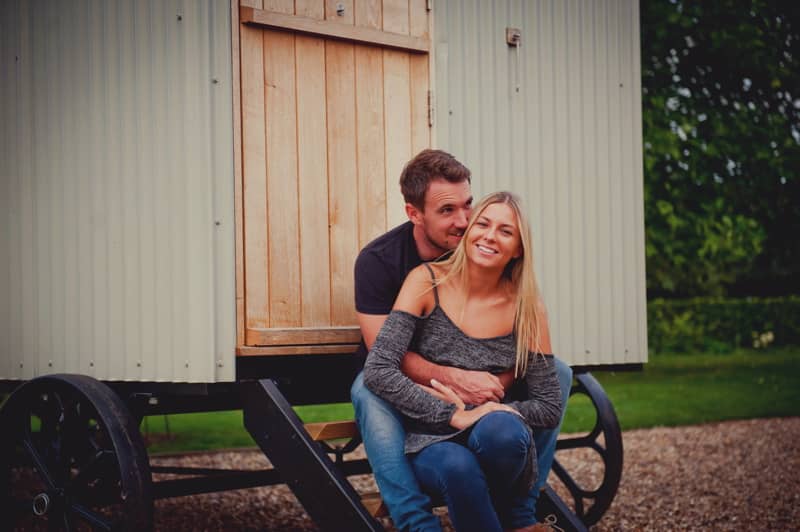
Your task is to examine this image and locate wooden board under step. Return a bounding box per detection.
[303,420,388,518]
[360,492,389,518]
[304,420,360,441]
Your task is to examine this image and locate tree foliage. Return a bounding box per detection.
[641,0,800,297]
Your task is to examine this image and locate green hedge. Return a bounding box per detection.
[647,296,800,354]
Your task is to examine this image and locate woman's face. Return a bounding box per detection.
[465,202,522,269]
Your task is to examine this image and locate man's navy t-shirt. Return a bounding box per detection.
[354,221,422,364]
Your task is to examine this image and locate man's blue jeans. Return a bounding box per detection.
[351,357,573,531]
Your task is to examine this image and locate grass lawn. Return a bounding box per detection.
[142,347,800,454]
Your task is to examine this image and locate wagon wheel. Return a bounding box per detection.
[551,372,623,527]
[0,374,153,531]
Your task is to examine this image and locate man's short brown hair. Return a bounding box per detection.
[399,149,471,211]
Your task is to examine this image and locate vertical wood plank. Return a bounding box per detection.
[264,0,293,14]
[383,49,412,228]
[409,54,429,156]
[355,45,387,247]
[409,0,428,38]
[409,0,429,156]
[241,14,269,330]
[382,0,409,35]
[296,34,332,326]
[355,0,382,28]
[264,28,300,327]
[296,0,324,19]
[326,41,359,325]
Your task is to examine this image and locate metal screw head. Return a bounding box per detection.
[336,3,345,16]
[177,14,182,21]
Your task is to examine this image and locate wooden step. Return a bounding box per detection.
[360,492,388,518]
[304,420,360,441]
[304,421,387,518]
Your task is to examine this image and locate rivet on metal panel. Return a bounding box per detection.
[177,14,183,22]
[19,362,23,368]
[585,349,590,355]
[215,220,221,226]
[217,360,224,367]
[185,361,190,368]
[212,78,219,84]
[89,361,94,367]
[48,361,53,367]
[136,361,142,367]
[336,3,345,16]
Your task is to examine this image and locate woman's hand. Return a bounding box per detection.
[430,379,521,430]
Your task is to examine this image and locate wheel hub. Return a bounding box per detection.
[32,492,50,516]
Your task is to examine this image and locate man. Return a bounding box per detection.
[351,149,572,531]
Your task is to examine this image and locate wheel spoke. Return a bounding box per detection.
[70,501,115,531]
[71,449,114,491]
[23,439,57,490]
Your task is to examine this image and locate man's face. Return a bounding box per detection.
[408,178,473,258]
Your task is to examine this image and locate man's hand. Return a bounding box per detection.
[430,379,521,430]
[440,366,505,405]
[401,351,508,405]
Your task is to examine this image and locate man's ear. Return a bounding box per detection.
[406,203,423,225]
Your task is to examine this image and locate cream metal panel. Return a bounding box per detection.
[0,0,236,383]
[433,0,647,365]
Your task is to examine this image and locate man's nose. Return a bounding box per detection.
[455,209,469,229]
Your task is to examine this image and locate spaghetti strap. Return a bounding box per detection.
[422,263,440,306]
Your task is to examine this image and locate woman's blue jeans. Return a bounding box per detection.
[351,357,572,531]
[411,411,534,531]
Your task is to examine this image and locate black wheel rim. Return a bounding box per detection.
[552,372,624,527]
[1,375,153,531]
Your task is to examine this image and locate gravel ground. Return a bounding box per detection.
[150,417,800,531]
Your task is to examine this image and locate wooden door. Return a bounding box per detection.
[236,0,431,355]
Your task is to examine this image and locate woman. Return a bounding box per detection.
[363,192,562,532]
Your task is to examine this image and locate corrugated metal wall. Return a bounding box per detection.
[433,0,647,365]
[0,0,236,382]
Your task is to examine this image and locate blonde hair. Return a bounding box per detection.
[436,191,544,378]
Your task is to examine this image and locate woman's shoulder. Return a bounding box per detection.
[394,265,437,315]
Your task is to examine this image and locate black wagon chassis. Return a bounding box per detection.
[0,356,636,531]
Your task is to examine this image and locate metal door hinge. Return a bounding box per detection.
[427,90,434,127]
